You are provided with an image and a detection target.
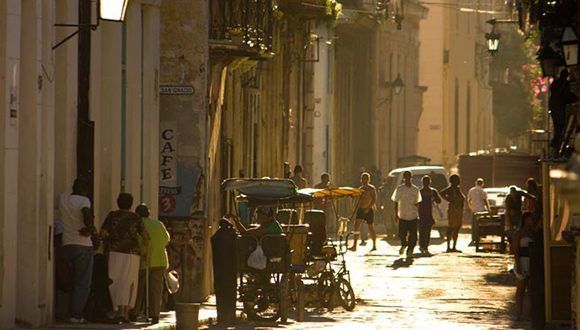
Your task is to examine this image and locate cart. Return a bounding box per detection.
[473,212,506,253]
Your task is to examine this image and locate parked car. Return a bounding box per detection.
[378,166,450,238]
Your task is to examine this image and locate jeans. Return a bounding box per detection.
[63,244,94,318]
[418,223,432,250]
[399,219,418,252]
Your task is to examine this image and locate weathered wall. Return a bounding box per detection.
[160,0,210,302]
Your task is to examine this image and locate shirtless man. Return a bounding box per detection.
[350,172,378,251]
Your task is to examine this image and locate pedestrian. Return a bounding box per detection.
[350,172,378,251]
[513,212,536,320]
[290,165,308,189]
[391,170,422,258]
[524,178,542,221]
[418,176,442,255]
[57,178,97,324]
[133,204,170,325]
[283,162,292,179]
[440,174,465,252]
[314,172,331,209]
[549,69,577,156]
[467,178,490,243]
[100,192,149,323]
[505,186,536,231]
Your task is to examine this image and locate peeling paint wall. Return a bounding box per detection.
[160,0,210,302]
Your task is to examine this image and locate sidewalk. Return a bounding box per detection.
[49,298,227,330]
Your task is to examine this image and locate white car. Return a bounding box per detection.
[483,186,527,215]
[378,166,450,238]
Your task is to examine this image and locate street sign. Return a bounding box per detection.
[160,85,195,95]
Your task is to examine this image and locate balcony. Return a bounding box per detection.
[210,0,275,57]
[276,0,343,20]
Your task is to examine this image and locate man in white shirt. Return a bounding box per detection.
[57,178,95,324]
[391,171,422,258]
[467,178,490,243]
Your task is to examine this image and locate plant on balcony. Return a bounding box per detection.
[326,0,343,20]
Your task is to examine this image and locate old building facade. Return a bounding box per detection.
[418,1,495,166]
[0,0,161,327]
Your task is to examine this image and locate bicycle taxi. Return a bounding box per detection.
[221,179,361,322]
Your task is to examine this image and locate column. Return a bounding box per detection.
[0,0,20,327]
[54,0,78,195]
[124,1,143,199]
[17,0,52,325]
[92,21,123,224]
[142,2,160,217]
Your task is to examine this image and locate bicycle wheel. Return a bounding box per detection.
[317,271,335,310]
[242,288,281,322]
[336,277,356,311]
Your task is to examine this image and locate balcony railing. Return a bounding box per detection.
[210,0,274,54]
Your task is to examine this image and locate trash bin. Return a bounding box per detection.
[175,303,200,330]
[211,218,238,325]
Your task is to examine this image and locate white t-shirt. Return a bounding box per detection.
[57,193,92,247]
[467,186,488,212]
[391,184,422,220]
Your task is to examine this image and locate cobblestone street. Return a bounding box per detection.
[220,232,530,330]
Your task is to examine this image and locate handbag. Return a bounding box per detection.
[164,270,180,294]
[247,244,267,270]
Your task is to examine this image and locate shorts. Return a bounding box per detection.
[356,208,374,224]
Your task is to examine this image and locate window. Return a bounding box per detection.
[454,78,459,155]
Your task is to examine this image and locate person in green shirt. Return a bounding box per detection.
[132,204,170,324]
[232,206,283,237]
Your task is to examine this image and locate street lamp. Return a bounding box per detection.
[100,0,130,22]
[485,30,501,54]
[560,26,579,67]
[53,0,130,198]
[537,45,559,77]
[392,73,404,95]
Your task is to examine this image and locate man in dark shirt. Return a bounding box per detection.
[505,186,535,230]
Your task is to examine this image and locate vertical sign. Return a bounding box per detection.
[159,123,178,214]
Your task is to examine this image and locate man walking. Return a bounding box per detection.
[57,178,96,324]
[350,172,378,251]
[467,178,490,243]
[391,171,422,258]
[418,176,441,254]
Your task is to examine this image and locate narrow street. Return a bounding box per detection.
[221,232,528,330]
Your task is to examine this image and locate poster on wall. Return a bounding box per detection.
[159,123,201,218]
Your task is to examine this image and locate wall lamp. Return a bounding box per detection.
[53,0,129,50]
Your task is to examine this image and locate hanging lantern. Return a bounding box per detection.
[485,30,501,54]
[392,73,404,95]
[100,0,130,22]
[561,26,579,66]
